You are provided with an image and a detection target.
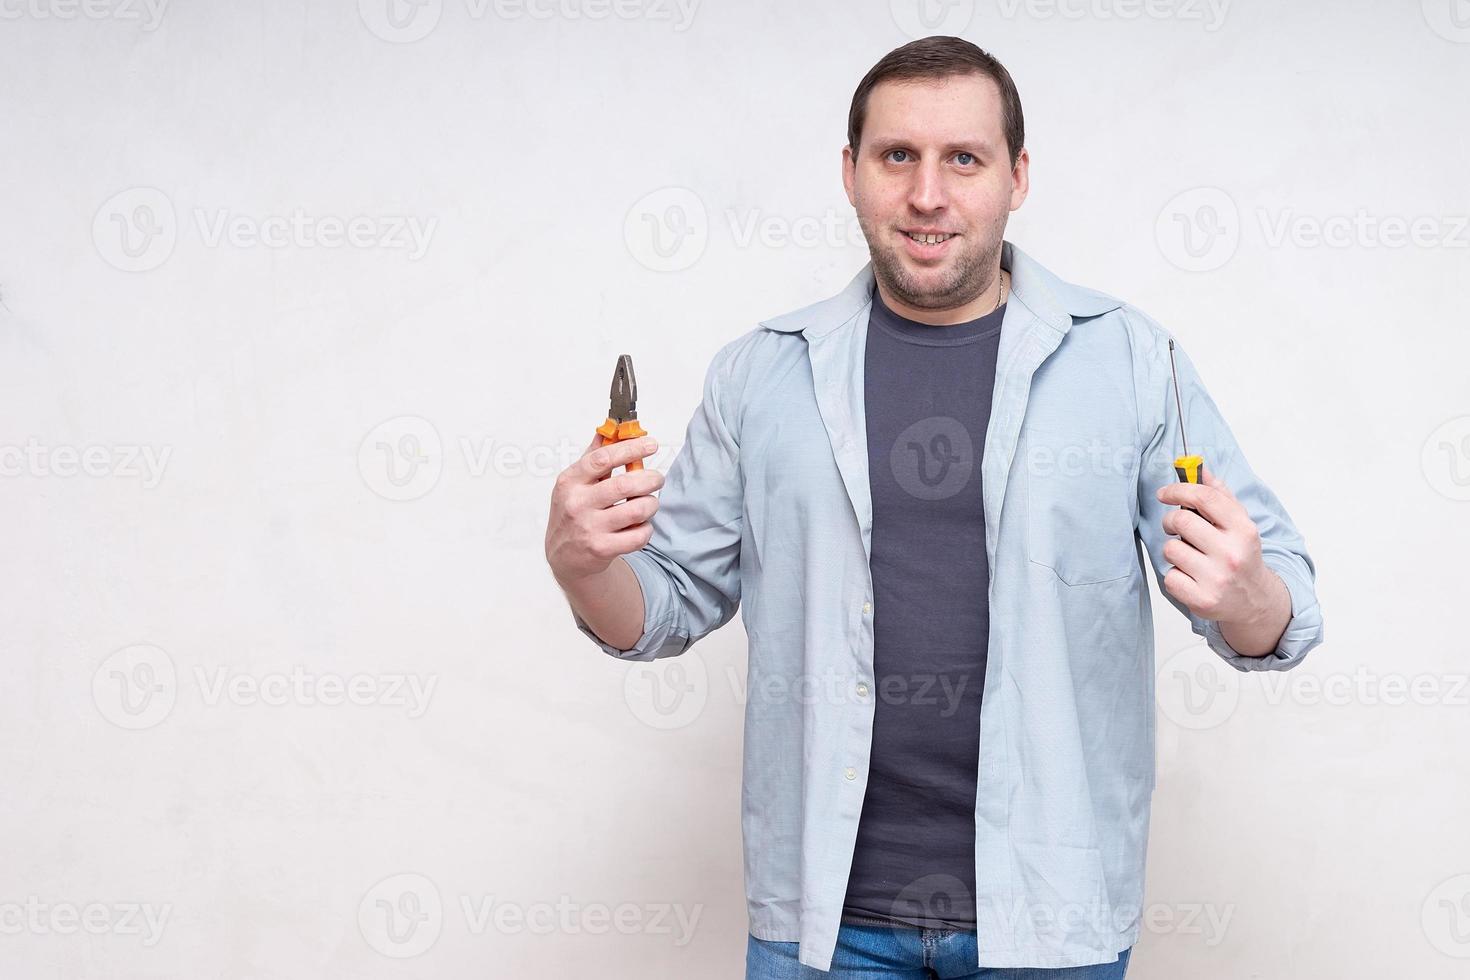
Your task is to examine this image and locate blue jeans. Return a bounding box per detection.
[746,924,1132,979]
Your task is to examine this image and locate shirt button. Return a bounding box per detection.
[844,766,857,781]
[862,601,872,614]
[856,682,869,698]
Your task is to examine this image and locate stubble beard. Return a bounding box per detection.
[860,215,1005,314]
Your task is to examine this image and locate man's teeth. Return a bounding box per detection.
[906,232,955,244]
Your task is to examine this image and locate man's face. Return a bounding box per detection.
[842,73,1029,315]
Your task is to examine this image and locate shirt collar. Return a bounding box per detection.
[758,240,1124,338]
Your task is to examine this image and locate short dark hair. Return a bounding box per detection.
[847,36,1025,169]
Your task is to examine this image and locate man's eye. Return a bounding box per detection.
[886,149,910,163]
[955,152,976,166]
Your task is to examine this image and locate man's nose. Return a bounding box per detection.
[908,161,948,212]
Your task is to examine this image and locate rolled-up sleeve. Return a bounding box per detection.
[1131,313,1325,672]
[569,549,692,660]
[572,340,745,662]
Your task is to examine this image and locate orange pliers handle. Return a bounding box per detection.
[596,416,649,472]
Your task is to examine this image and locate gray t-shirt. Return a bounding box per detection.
[840,284,1005,932]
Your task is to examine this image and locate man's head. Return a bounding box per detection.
[842,37,1029,322]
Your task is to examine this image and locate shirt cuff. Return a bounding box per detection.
[570,550,692,662]
[1199,557,1325,673]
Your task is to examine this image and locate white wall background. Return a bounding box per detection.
[2,1,1467,977]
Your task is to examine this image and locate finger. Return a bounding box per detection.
[598,523,656,558]
[1161,566,1207,611]
[591,467,665,508]
[598,493,660,532]
[1163,505,1227,555]
[577,436,659,483]
[1162,535,1211,582]
[1156,481,1244,532]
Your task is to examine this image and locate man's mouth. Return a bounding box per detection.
[902,230,958,244]
[899,229,959,259]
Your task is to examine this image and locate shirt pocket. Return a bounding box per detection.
[1022,424,1140,586]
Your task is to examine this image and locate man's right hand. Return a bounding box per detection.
[545,433,663,584]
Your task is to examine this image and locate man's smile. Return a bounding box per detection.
[899,227,960,259]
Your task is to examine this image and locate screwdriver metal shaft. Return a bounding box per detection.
[1168,339,1203,488]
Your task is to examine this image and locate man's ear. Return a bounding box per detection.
[841,144,857,208]
[1009,146,1030,213]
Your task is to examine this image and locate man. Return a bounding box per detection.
[545,36,1323,979]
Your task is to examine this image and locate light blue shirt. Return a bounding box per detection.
[572,240,1325,971]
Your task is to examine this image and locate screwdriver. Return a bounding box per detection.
[1168,339,1203,508]
[596,353,649,473]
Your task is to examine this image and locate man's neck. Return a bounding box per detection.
[874,266,1007,326]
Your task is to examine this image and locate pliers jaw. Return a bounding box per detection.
[607,354,638,423]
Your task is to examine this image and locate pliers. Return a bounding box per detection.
[595,354,648,472]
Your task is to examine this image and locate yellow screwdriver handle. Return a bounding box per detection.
[1173,453,1204,516]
